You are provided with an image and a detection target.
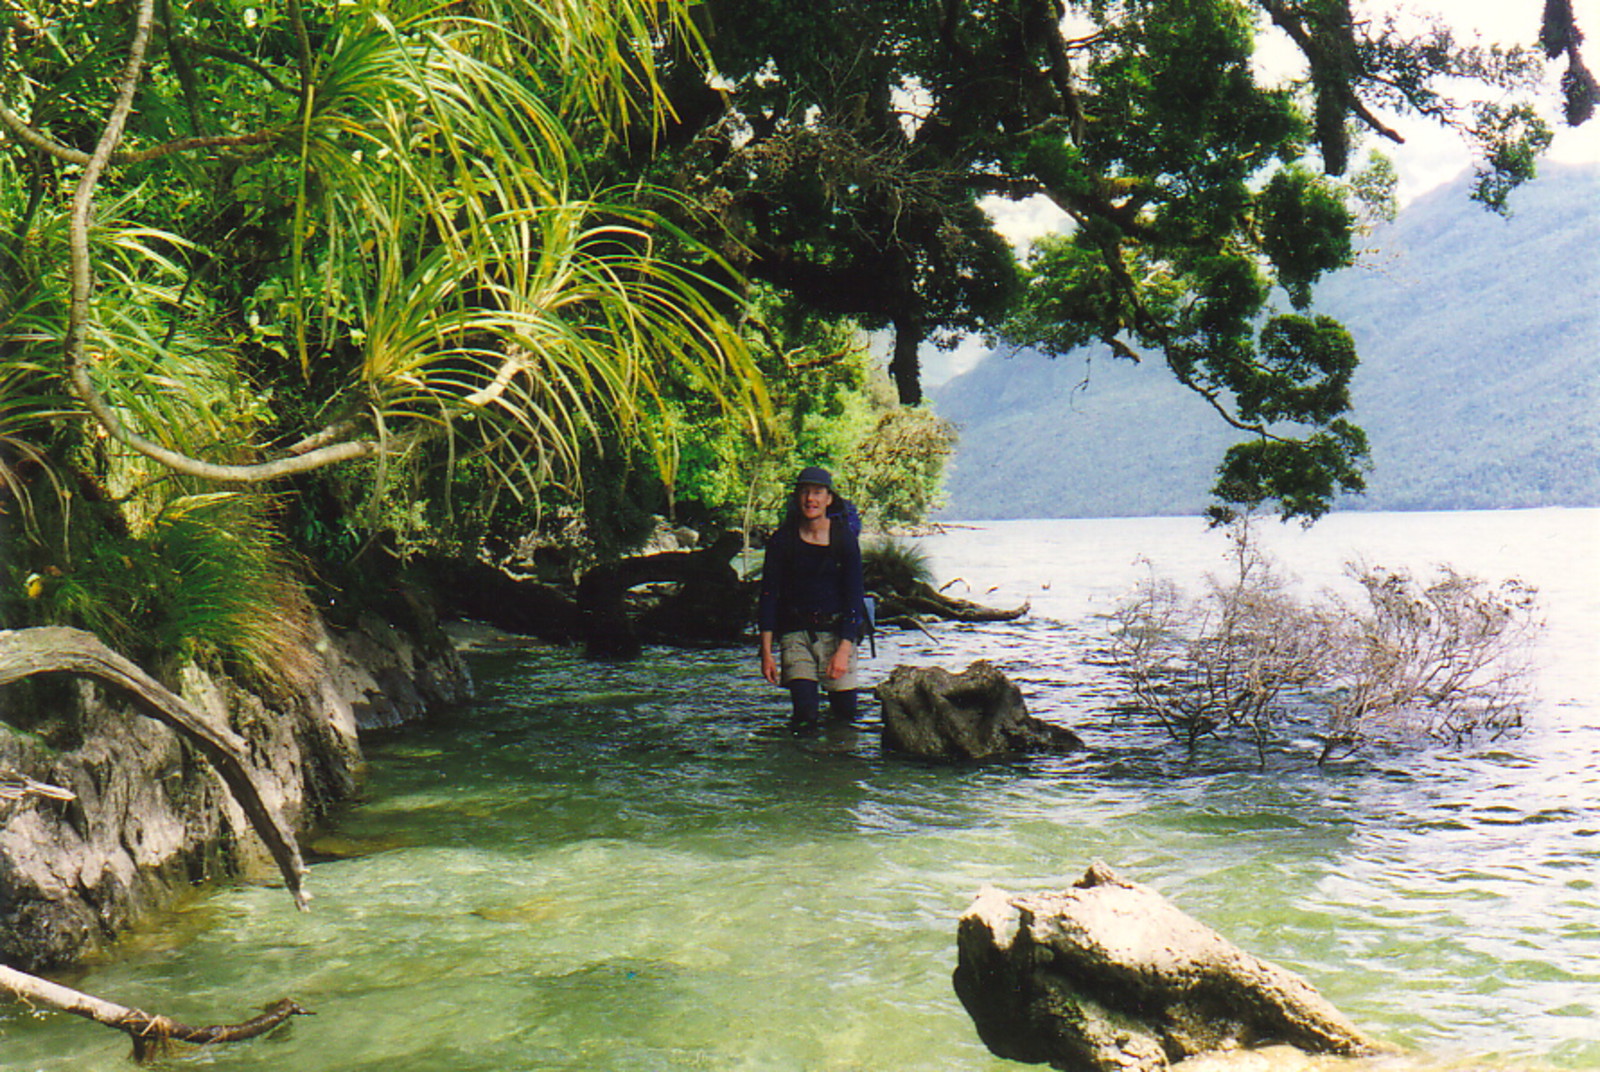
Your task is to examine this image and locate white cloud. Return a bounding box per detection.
[920,333,995,389]
[977,194,1071,257]
[1341,0,1600,201]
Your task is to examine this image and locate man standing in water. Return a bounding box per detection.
[757,466,867,733]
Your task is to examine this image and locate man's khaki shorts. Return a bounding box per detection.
[778,630,859,691]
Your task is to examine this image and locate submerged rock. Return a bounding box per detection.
[954,862,1390,1071]
[873,661,1084,759]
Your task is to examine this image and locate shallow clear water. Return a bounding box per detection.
[4,509,1597,1071]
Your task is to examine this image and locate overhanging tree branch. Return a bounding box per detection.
[54,0,377,484]
[0,104,283,165]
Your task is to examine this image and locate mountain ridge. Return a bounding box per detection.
[931,162,1600,519]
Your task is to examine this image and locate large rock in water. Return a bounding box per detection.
[874,661,1083,759]
[954,863,1389,1071]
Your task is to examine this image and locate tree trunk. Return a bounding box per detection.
[577,532,750,658]
[0,626,309,909]
[876,580,1028,625]
[418,556,583,644]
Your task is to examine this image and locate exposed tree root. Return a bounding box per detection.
[876,580,1028,627]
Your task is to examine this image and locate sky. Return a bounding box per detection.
[916,0,1600,386]
[1315,0,1600,196]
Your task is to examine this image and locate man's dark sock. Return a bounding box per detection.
[826,688,858,724]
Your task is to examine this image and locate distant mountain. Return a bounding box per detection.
[932,162,1600,519]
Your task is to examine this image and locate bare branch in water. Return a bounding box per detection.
[0,965,310,1062]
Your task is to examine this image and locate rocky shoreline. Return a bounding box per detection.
[0,612,469,972]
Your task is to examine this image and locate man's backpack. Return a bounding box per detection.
[861,593,877,658]
[830,499,877,656]
[829,497,863,539]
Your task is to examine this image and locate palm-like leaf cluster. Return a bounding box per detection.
[1,0,767,665]
[291,4,764,493]
[2,0,765,502]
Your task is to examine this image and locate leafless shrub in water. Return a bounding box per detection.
[1319,564,1541,760]
[1110,520,1541,766]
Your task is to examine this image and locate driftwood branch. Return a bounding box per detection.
[0,964,310,1062]
[0,626,310,909]
[876,580,1028,625]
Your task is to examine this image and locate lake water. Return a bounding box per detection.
[3,509,1597,1071]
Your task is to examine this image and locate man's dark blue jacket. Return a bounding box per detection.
[757,510,866,643]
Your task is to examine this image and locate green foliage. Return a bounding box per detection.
[995,4,1371,522]
[1347,151,1399,225]
[843,407,956,530]
[995,237,1146,358]
[2,0,1576,621]
[1258,169,1355,308]
[1238,315,1359,424]
[1,0,769,555]
[1208,420,1369,525]
[935,165,1600,521]
[137,494,318,684]
[660,292,954,536]
[2,490,315,690]
[0,0,796,656]
[1345,14,1551,212]
[861,537,932,594]
[0,357,67,547]
[648,0,1566,521]
[1470,102,1556,211]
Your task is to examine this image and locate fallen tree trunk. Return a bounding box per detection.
[875,580,1027,626]
[420,533,753,658]
[0,626,309,909]
[417,556,583,644]
[0,963,309,1062]
[578,532,749,658]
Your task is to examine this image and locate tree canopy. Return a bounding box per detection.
[0,0,784,670]
[2,0,1592,641]
[1,0,768,501]
[644,0,1582,519]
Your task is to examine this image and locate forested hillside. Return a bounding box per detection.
[933,162,1600,519]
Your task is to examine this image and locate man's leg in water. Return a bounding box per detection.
[787,678,821,732]
[826,688,858,723]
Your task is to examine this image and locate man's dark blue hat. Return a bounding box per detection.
[795,466,833,489]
